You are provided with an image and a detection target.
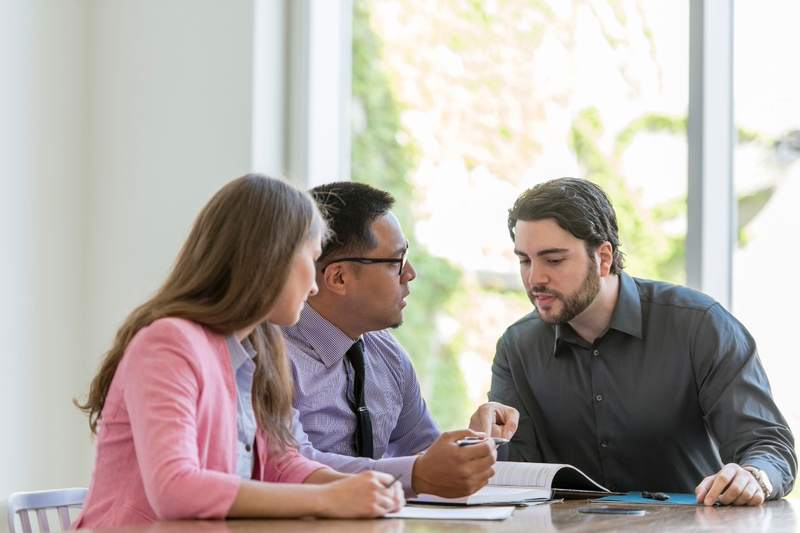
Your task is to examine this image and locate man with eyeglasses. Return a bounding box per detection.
[281,181,518,498]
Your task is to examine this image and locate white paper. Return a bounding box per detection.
[491,462,609,492]
[411,462,609,506]
[491,461,562,487]
[413,485,550,505]
[385,505,515,521]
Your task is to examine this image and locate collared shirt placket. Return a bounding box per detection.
[587,340,613,491]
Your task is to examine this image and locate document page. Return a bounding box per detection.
[412,484,550,505]
[491,462,609,492]
[491,462,564,488]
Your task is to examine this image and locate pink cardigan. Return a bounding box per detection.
[74,318,325,528]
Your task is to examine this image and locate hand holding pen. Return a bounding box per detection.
[320,471,405,518]
[413,430,497,498]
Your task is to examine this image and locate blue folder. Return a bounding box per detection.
[592,492,700,506]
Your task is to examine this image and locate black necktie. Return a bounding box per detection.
[344,339,374,458]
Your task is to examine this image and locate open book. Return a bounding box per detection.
[411,461,614,505]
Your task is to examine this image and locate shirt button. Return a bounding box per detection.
[595,394,603,402]
[245,444,252,452]
[593,349,600,357]
[600,440,608,448]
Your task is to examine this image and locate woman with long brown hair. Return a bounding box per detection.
[73,175,403,528]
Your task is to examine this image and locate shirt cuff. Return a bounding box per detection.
[373,455,418,497]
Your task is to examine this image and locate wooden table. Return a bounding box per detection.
[80,499,799,532]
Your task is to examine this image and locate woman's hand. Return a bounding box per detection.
[316,471,404,518]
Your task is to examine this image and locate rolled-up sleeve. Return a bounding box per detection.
[692,304,797,498]
[262,439,327,483]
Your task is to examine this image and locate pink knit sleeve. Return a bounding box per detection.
[262,439,328,483]
[123,320,241,519]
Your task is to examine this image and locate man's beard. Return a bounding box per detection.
[531,260,601,325]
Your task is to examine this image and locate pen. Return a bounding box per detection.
[384,474,402,489]
[641,491,669,501]
[456,437,509,447]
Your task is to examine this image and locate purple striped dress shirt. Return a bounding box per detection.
[282,304,440,493]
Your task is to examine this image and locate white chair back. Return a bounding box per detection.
[7,488,87,533]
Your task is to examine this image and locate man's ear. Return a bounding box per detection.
[597,241,614,276]
[321,263,349,296]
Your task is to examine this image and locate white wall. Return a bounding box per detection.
[0,1,90,529]
[1,0,288,528]
[85,0,259,368]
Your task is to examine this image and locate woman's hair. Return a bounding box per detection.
[76,174,326,451]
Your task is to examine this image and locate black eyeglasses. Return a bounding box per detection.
[322,246,409,276]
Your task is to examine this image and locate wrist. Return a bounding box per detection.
[743,465,773,499]
[309,481,333,516]
[411,454,430,495]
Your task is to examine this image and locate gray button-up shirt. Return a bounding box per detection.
[282,304,440,493]
[490,271,796,497]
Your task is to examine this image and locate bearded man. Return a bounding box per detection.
[487,178,796,506]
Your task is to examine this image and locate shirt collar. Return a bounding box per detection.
[226,335,256,372]
[552,271,643,356]
[552,323,582,355]
[608,271,643,340]
[293,303,360,368]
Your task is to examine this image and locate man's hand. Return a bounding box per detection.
[695,463,765,506]
[412,430,497,498]
[468,402,519,439]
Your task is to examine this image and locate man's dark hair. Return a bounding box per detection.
[508,178,625,274]
[310,181,395,263]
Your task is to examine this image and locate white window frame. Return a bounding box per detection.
[273,0,737,307]
[285,0,353,188]
[687,0,735,309]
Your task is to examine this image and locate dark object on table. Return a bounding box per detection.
[578,507,646,516]
[641,491,670,501]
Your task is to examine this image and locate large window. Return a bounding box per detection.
[352,0,689,429]
[733,1,800,440]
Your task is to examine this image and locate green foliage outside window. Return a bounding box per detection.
[351,0,781,431]
[572,108,779,282]
[352,0,469,429]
